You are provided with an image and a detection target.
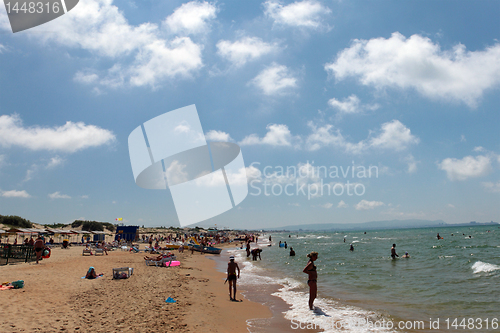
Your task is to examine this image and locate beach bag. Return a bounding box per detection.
[42,248,51,258]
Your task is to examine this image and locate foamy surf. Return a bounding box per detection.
[472,261,500,274]
[272,283,395,332]
[227,247,394,331]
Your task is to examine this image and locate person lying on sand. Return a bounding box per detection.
[144,252,175,261]
[85,267,104,279]
[144,255,163,261]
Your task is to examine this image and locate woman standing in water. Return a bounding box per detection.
[303,251,318,310]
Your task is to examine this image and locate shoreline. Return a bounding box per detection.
[214,243,324,333]
[0,242,270,332]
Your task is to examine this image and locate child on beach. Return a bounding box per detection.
[303,251,318,310]
[227,255,240,301]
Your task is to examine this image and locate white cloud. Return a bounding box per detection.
[264,0,331,30]
[337,200,348,208]
[320,203,333,209]
[447,204,455,208]
[460,135,466,142]
[21,157,65,183]
[0,114,115,153]
[328,95,379,115]
[355,200,384,210]
[240,124,299,147]
[24,0,204,88]
[0,44,7,53]
[473,146,486,153]
[163,1,217,35]
[439,155,492,181]
[49,191,71,199]
[305,123,349,152]
[192,165,259,188]
[325,32,500,107]
[0,154,5,168]
[23,165,37,182]
[369,120,420,151]
[216,37,278,67]
[74,72,99,84]
[46,156,65,169]
[306,120,419,153]
[225,167,251,186]
[250,63,298,95]
[80,195,90,199]
[482,182,500,193]
[128,37,203,87]
[164,160,189,185]
[1,189,31,198]
[403,154,418,173]
[205,130,233,142]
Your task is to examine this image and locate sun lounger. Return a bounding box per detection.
[82,248,92,256]
[95,248,104,256]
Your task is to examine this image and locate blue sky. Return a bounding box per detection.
[0,0,499,229]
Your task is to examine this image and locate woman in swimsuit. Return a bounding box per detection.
[303,251,318,310]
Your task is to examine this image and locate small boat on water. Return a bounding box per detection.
[191,244,222,254]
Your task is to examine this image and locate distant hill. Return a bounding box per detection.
[263,219,448,231]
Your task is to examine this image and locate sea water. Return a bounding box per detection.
[223,225,500,332]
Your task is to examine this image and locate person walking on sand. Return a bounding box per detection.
[303,251,318,310]
[33,236,45,264]
[391,244,399,259]
[227,255,240,301]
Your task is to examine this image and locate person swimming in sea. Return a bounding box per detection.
[289,247,295,256]
[402,252,410,258]
[349,244,354,251]
[391,244,399,259]
[303,251,318,310]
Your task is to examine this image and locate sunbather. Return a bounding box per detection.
[144,254,163,261]
[85,267,104,279]
[98,242,108,255]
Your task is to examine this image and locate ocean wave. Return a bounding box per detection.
[472,261,500,274]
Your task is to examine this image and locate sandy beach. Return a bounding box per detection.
[0,244,271,333]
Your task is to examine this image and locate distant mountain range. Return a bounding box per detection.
[261,219,499,232]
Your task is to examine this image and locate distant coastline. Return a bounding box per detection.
[262,219,499,232]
